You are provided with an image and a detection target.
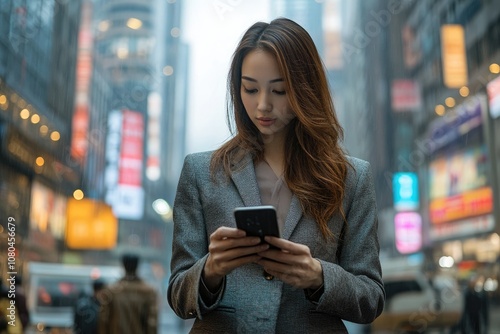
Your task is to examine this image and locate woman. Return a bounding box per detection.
[168,18,385,333]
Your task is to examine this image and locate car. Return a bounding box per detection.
[369,270,463,333]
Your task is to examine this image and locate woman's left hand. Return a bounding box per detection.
[256,236,323,290]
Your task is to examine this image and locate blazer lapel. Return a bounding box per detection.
[282,195,303,240]
[230,154,262,207]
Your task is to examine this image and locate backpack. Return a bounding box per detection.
[74,294,100,333]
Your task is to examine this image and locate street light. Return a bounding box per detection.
[152,199,172,221]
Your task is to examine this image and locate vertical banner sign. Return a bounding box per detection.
[401,25,421,70]
[71,0,93,164]
[487,76,500,119]
[114,110,145,220]
[323,0,343,70]
[393,172,419,211]
[394,212,422,254]
[441,25,468,88]
[104,110,122,210]
[146,92,162,181]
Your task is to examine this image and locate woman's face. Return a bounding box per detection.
[240,50,295,142]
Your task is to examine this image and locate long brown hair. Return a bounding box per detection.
[211,18,350,239]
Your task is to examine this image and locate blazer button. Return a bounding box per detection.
[264,271,274,280]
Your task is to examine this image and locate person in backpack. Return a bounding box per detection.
[73,279,105,334]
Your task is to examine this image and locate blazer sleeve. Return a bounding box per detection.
[313,160,385,323]
[167,154,225,319]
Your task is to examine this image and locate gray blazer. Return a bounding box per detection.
[168,151,385,333]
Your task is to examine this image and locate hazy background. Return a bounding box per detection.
[183,0,271,154]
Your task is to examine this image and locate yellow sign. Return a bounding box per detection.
[66,198,118,249]
[441,25,468,88]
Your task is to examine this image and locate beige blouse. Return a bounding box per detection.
[254,159,293,235]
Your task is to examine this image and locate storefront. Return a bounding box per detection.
[0,162,30,278]
[422,93,500,299]
[0,121,80,271]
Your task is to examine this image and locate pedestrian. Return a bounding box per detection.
[98,254,158,334]
[459,275,489,334]
[168,17,385,333]
[73,279,105,334]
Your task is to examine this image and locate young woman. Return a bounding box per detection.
[168,18,385,333]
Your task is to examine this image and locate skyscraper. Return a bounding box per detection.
[89,0,187,268]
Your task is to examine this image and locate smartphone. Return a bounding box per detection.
[234,205,280,243]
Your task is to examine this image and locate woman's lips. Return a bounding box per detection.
[257,117,275,126]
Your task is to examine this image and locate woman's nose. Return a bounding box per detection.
[257,93,271,112]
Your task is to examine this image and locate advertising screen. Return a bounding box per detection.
[428,145,492,225]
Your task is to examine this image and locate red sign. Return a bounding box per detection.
[391,79,421,112]
[70,105,89,161]
[118,110,144,186]
[70,1,93,164]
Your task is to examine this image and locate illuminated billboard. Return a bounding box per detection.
[441,25,468,88]
[66,198,117,249]
[394,212,422,254]
[30,180,67,242]
[428,146,493,225]
[487,75,500,119]
[71,0,93,164]
[393,172,419,211]
[104,109,145,220]
[391,80,422,112]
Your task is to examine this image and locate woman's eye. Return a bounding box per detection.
[273,90,286,95]
[243,87,257,94]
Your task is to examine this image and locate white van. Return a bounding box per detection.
[370,269,463,333]
[26,262,123,333]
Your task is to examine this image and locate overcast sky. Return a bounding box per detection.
[182,0,270,154]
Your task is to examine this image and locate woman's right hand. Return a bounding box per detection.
[203,226,269,291]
